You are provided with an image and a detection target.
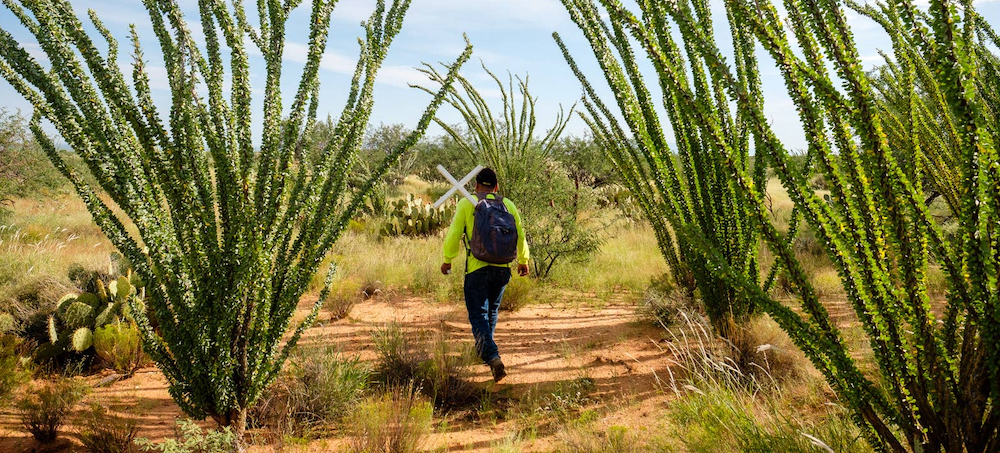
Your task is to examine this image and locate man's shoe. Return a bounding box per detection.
[488,357,507,383]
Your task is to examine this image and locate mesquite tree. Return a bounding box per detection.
[558,0,999,451]
[0,0,471,439]
[555,0,769,334]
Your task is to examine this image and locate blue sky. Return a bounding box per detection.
[1,0,997,153]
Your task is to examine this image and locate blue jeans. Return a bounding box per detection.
[464,266,511,363]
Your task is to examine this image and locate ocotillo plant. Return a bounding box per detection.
[415,63,603,278]
[558,0,999,451]
[864,12,999,218]
[555,0,768,334]
[0,0,471,442]
[414,62,573,193]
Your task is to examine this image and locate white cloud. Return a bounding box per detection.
[375,65,426,88]
[283,41,357,74]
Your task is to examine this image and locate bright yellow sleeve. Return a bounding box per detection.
[442,199,472,264]
[505,199,530,265]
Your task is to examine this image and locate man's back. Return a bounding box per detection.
[442,193,530,274]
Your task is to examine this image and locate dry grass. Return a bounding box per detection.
[546,223,668,296]
[657,312,872,453]
[1,195,114,306]
[346,384,433,453]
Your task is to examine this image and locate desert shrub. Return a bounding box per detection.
[667,385,871,453]
[0,108,65,220]
[94,322,147,376]
[664,316,866,453]
[347,385,433,453]
[639,276,698,327]
[664,311,807,389]
[541,377,597,423]
[251,347,369,436]
[134,419,235,453]
[0,331,29,406]
[323,283,359,321]
[16,377,88,443]
[78,404,139,453]
[408,132,478,182]
[550,135,619,190]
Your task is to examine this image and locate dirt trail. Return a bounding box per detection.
[0,295,675,452]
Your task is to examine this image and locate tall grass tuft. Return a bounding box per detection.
[250,346,370,438]
[347,384,433,453]
[372,323,482,411]
[664,313,870,453]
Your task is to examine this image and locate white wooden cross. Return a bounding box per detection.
[433,164,483,208]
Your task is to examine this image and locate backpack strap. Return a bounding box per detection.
[475,192,507,211]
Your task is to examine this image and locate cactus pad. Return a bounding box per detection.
[71,327,94,352]
[63,301,96,329]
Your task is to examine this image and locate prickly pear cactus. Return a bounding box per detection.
[44,270,144,356]
[380,194,456,237]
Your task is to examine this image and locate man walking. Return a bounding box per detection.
[441,168,529,383]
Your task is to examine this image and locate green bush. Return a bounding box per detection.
[555,425,647,453]
[0,108,66,220]
[16,378,89,443]
[78,404,139,453]
[134,419,235,453]
[667,386,871,453]
[94,322,148,376]
[420,333,479,410]
[3,276,76,343]
[499,276,536,312]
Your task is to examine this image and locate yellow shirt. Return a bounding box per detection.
[442,193,530,274]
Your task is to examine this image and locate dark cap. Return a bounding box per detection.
[476,167,498,187]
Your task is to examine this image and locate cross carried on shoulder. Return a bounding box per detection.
[433,164,483,208]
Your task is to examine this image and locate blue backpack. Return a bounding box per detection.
[469,193,518,264]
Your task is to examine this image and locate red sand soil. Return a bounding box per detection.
[0,295,675,452]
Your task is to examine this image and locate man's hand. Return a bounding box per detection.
[517,263,529,277]
[441,263,452,275]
